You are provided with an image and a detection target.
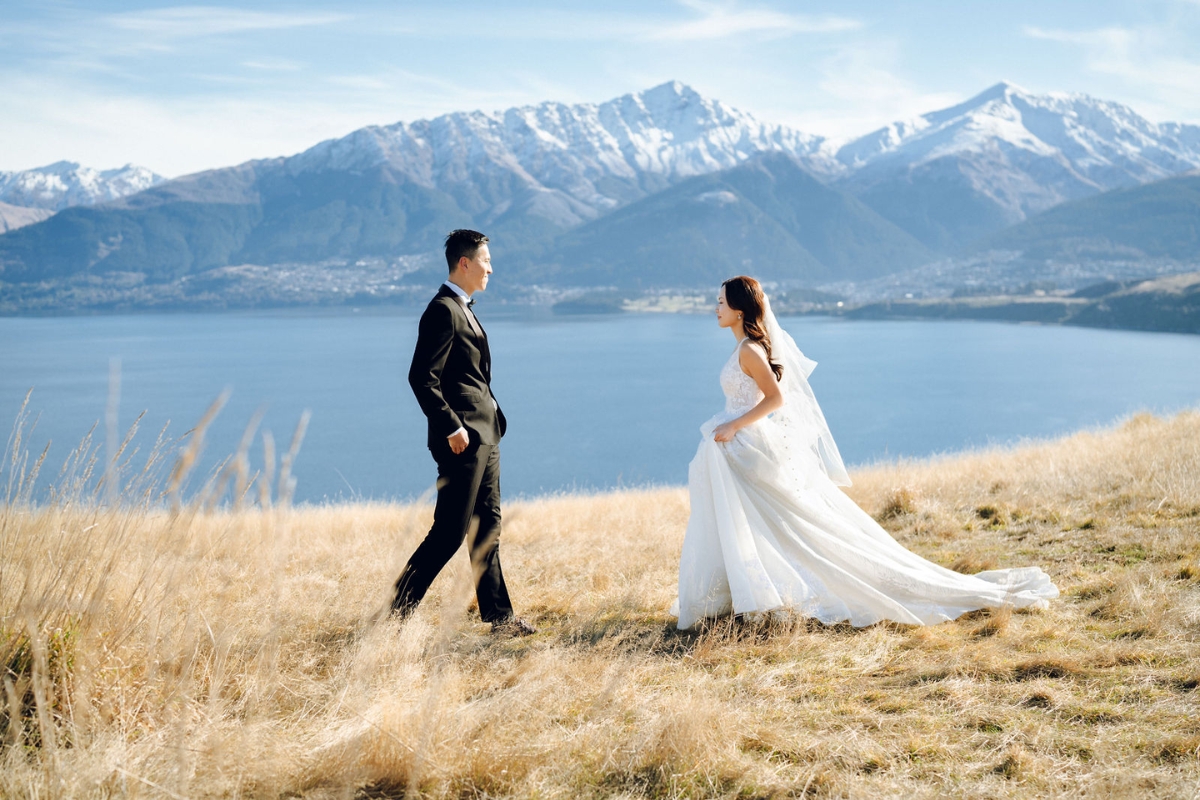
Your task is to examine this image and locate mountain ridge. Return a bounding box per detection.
[0,161,164,212]
[971,170,1200,262]
[521,152,933,288]
[2,80,1199,307]
[835,81,1200,250]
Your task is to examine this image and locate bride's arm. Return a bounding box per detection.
[712,343,784,442]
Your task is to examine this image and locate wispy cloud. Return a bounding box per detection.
[771,40,962,142]
[357,3,858,44]
[0,73,384,176]
[106,6,347,39]
[0,66,577,176]
[242,58,303,72]
[649,0,860,41]
[326,74,392,91]
[1024,25,1134,54]
[1024,24,1200,121]
[319,68,573,117]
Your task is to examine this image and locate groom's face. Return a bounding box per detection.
[455,243,492,295]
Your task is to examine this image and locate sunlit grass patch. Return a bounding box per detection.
[1,409,1199,797]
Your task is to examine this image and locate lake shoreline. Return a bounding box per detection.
[9,291,1193,339]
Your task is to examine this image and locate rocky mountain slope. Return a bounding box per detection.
[520,152,932,288]
[0,201,53,234]
[836,82,1200,250]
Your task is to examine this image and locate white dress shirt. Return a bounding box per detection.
[443,280,469,301]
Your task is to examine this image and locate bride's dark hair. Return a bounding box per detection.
[722,276,783,381]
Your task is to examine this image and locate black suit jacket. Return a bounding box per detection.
[408,285,507,448]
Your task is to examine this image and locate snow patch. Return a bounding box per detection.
[696,190,739,205]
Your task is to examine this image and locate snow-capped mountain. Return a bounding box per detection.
[289,80,838,229]
[133,80,1200,255]
[835,82,1200,249]
[0,161,164,211]
[838,82,1200,179]
[5,80,1200,300]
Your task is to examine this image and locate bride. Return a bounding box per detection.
[674,276,1058,630]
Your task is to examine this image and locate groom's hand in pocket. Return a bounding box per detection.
[448,428,470,454]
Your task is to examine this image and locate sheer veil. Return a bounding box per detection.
[760,293,852,487]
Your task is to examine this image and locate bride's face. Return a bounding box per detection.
[716,286,737,328]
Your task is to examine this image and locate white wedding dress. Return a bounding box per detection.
[674,318,1058,630]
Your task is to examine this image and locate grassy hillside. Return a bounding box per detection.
[844,153,1027,253]
[3,412,1200,797]
[527,153,934,288]
[972,172,1200,262]
[0,166,467,283]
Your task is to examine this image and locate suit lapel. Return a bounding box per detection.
[438,285,490,379]
[439,285,481,338]
[476,315,491,382]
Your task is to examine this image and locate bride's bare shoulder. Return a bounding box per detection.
[737,339,770,367]
[738,338,767,357]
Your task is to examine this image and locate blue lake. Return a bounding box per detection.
[2,309,1198,504]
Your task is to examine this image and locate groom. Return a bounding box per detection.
[392,229,536,636]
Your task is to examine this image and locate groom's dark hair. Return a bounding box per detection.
[445,229,489,272]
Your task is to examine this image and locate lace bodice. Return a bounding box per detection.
[720,340,764,415]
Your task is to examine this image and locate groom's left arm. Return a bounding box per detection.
[408,301,462,439]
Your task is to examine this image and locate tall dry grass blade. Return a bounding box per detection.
[3,388,33,503]
[25,618,57,756]
[5,409,42,507]
[277,410,310,508]
[195,455,234,512]
[97,411,146,506]
[165,389,230,510]
[259,431,276,509]
[14,441,49,510]
[48,421,96,505]
[0,392,49,509]
[3,676,21,748]
[103,358,121,506]
[231,406,266,510]
[123,420,176,505]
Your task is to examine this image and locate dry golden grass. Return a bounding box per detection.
[3,411,1200,798]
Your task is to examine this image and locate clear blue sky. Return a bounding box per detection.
[3,0,1198,177]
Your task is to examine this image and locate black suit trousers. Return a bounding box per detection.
[392,441,514,623]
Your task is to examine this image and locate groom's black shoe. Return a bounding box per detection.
[491,616,537,637]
